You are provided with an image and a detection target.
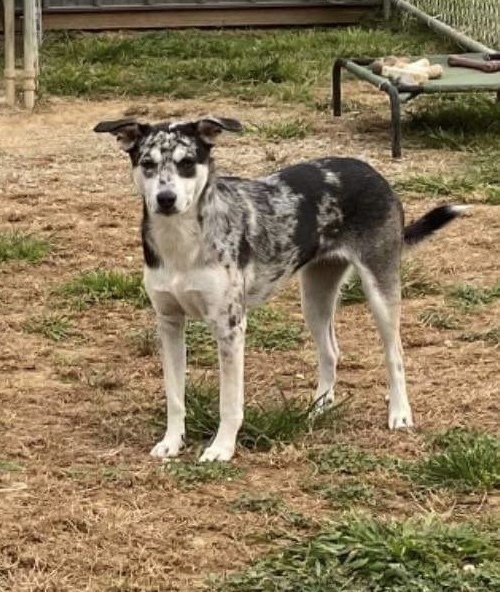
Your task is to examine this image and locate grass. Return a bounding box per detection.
[228,493,311,530]
[459,327,500,346]
[0,231,51,264]
[449,283,500,310]
[418,308,461,330]
[127,326,159,356]
[229,493,284,514]
[342,262,440,305]
[160,381,344,452]
[304,481,375,508]
[405,95,500,151]
[39,24,452,102]
[22,313,74,342]
[186,306,304,366]
[308,444,382,476]
[0,460,24,472]
[252,119,314,140]
[56,269,149,308]
[213,515,500,592]
[164,460,243,488]
[394,152,500,206]
[404,428,500,492]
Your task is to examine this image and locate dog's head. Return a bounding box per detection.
[94,116,242,216]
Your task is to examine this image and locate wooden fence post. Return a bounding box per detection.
[23,0,37,109]
[4,0,16,106]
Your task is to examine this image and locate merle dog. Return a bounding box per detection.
[94,115,465,462]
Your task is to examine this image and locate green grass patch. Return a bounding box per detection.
[166,382,344,452]
[22,313,74,342]
[229,492,284,514]
[0,460,24,472]
[127,327,159,356]
[56,269,149,308]
[418,308,461,330]
[304,481,375,508]
[308,444,382,476]
[394,152,500,205]
[252,119,314,140]
[164,460,243,488]
[186,306,304,366]
[39,25,450,102]
[449,283,500,310]
[213,515,500,592]
[405,95,500,151]
[404,428,500,492]
[459,327,500,346]
[342,262,440,305]
[394,174,477,199]
[246,306,304,351]
[0,231,51,264]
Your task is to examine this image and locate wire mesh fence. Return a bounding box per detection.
[405,0,500,51]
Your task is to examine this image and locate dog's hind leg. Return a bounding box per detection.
[150,314,187,458]
[354,255,413,429]
[300,259,350,414]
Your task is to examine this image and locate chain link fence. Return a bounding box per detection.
[403,0,500,51]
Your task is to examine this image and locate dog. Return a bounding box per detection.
[94,115,465,462]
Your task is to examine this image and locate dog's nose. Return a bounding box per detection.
[157,190,176,211]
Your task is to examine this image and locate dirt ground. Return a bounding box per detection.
[1,83,499,591]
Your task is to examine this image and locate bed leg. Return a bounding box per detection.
[332,59,343,117]
[386,84,402,159]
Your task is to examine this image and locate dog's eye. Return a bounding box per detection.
[177,158,197,175]
[141,159,158,172]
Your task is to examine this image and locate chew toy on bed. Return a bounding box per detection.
[371,56,443,85]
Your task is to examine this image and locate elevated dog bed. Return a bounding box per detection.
[331,53,500,158]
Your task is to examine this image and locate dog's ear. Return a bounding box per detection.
[93,118,149,152]
[196,116,243,145]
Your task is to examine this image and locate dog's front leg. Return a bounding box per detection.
[200,317,246,462]
[150,314,186,458]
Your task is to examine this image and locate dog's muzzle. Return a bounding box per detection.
[157,190,177,215]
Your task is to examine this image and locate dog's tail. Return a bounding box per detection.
[403,204,468,247]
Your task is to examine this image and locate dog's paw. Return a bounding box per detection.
[388,406,414,430]
[199,442,235,463]
[150,434,185,459]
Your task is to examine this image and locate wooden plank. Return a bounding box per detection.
[40,6,374,29]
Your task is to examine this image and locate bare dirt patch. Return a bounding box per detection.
[1,89,498,591]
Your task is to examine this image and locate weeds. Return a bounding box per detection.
[162,382,343,452]
[0,460,24,472]
[56,269,149,308]
[404,428,500,492]
[229,492,284,514]
[186,307,304,367]
[418,308,461,330]
[304,481,375,507]
[214,515,500,591]
[308,444,382,476]
[342,262,440,305]
[22,313,74,342]
[164,461,243,488]
[127,326,159,356]
[449,283,500,310]
[405,95,500,151]
[459,328,500,346]
[253,119,314,140]
[0,231,51,264]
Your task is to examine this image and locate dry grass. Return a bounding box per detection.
[1,89,499,591]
